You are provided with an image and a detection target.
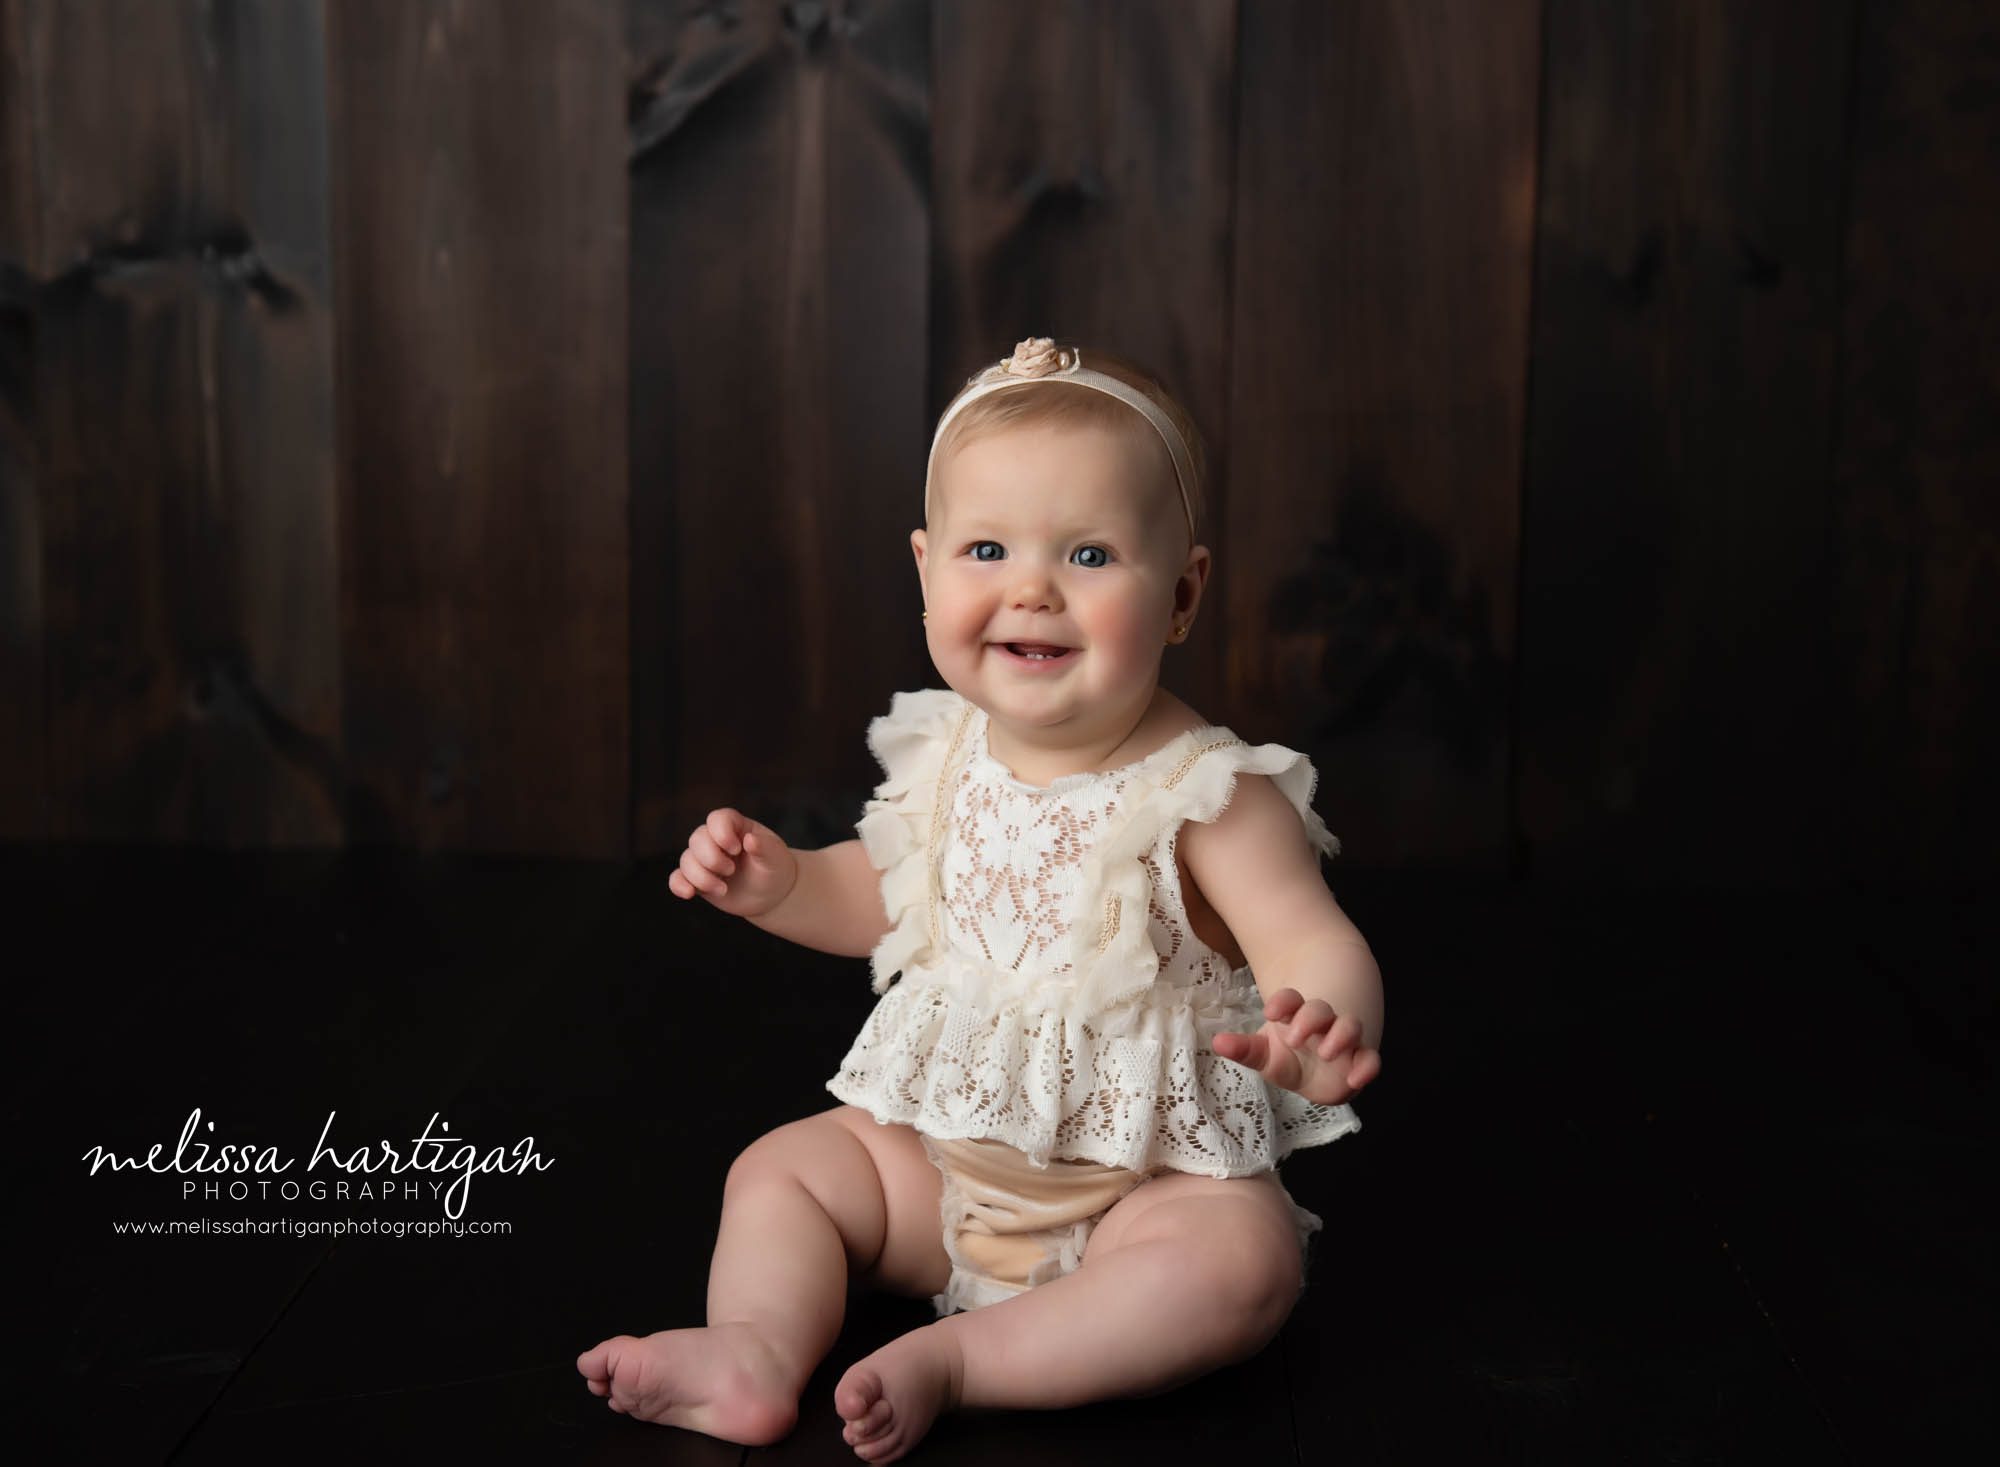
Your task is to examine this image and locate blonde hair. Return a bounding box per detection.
[927,346,1207,545]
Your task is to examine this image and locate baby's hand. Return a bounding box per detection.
[667,808,799,919]
[1211,988,1382,1107]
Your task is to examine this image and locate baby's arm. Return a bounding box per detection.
[670,808,892,959]
[1180,774,1384,1103]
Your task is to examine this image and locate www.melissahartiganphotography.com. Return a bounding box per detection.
[110,1216,512,1239]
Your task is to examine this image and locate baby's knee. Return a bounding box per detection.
[1169,1214,1302,1346]
[724,1112,894,1241]
[723,1129,789,1195]
[1128,1199,1296,1351]
[724,1112,854,1196]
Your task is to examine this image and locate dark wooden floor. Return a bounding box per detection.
[11,847,1991,1464]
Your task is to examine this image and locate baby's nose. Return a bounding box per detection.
[1009,573,1063,612]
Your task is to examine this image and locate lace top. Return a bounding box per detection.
[825,688,1361,1177]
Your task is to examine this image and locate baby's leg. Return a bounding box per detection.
[578,1104,948,1445]
[836,1171,1302,1462]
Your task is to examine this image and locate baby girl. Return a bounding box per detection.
[579,338,1384,1462]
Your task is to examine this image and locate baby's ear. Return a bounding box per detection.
[910,527,927,573]
[1176,543,1213,614]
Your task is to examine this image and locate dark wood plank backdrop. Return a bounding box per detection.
[1522,0,1857,885]
[628,0,930,855]
[331,0,628,858]
[2,0,1994,882]
[1233,0,1538,870]
[1832,0,2000,883]
[5,0,341,847]
[0,0,41,841]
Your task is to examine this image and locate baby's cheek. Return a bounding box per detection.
[1099,616,1164,668]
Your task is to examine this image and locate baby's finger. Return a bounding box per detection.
[1258,1029,1305,1090]
[704,808,746,857]
[1263,988,1304,1024]
[740,823,782,865]
[667,869,694,900]
[679,849,726,897]
[1345,1047,1383,1090]
[1316,1013,1362,1061]
[688,827,737,878]
[1286,999,1337,1048]
[1212,1029,1269,1070]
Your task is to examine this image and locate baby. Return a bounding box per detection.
[579,338,1384,1462]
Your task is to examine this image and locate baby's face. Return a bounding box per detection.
[914,419,1192,742]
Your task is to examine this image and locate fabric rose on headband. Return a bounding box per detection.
[1003,338,1065,377]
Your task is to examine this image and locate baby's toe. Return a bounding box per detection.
[842,1398,893,1443]
[834,1366,886,1424]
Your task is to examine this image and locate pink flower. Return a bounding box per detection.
[1003,338,1064,377]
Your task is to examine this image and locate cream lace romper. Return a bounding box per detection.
[826,688,1361,1317]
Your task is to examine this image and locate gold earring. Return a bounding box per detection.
[921,611,928,621]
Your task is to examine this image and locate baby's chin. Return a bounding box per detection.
[936,676,1059,716]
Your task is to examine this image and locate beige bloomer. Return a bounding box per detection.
[919,1133,1320,1317]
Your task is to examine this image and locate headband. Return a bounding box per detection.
[923,338,1198,543]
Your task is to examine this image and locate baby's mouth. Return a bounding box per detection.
[997,642,1075,663]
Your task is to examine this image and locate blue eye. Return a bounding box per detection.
[971,541,1004,561]
[1073,545,1111,569]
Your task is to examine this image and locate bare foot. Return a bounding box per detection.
[577,1323,798,1444]
[834,1323,964,1463]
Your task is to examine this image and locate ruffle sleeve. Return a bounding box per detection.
[853,688,970,995]
[1066,731,1341,1019]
